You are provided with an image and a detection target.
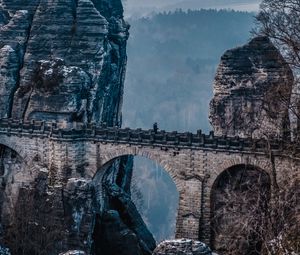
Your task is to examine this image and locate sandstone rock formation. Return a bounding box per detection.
[209,36,294,139]
[0,1,156,254]
[93,156,156,255]
[0,0,129,125]
[152,239,212,255]
[94,210,149,255]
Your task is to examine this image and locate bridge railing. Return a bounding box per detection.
[0,119,297,154]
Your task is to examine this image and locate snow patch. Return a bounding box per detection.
[44,68,53,75]
[16,10,28,15]
[59,250,86,255]
[1,45,14,53]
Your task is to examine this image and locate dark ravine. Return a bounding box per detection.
[0,0,155,254]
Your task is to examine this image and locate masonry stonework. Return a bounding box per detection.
[0,119,298,247]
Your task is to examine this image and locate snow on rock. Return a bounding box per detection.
[0,246,11,255]
[153,239,213,255]
[59,250,86,255]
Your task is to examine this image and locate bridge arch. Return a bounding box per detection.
[0,136,41,182]
[210,163,271,191]
[97,147,183,192]
[209,163,271,254]
[0,134,43,181]
[207,156,273,192]
[0,139,27,163]
[91,152,180,249]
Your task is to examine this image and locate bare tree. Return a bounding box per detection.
[256,0,300,69]
[255,0,300,139]
[3,186,65,255]
[211,163,299,255]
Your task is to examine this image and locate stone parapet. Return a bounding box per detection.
[0,118,297,155]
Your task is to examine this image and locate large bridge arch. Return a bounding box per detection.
[88,144,198,241]
[92,145,185,192]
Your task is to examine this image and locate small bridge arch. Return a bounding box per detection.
[0,137,29,165]
[206,156,273,192]
[0,135,43,177]
[209,163,272,253]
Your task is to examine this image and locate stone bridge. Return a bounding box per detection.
[0,118,299,245]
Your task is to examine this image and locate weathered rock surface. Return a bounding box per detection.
[93,155,156,255]
[209,36,294,139]
[0,0,129,126]
[0,9,31,118]
[0,1,155,255]
[93,210,145,255]
[62,178,96,250]
[153,239,212,255]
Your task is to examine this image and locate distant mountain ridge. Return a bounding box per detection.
[124,0,260,18]
[165,0,260,12]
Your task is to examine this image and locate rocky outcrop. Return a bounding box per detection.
[0,9,31,118]
[93,210,147,255]
[62,178,96,250]
[0,1,155,255]
[0,0,129,125]
[152,239,212,255]
[209,36,294,139]
[93,155,156,255]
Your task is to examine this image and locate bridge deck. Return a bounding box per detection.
[0,118,296,154]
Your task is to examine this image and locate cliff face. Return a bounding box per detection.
[0,0,129,125]
[0,1,156,254]
[209,36,294,139]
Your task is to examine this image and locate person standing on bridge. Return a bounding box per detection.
[153,122,158,134]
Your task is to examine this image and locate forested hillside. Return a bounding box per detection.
[123,9,255,133]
